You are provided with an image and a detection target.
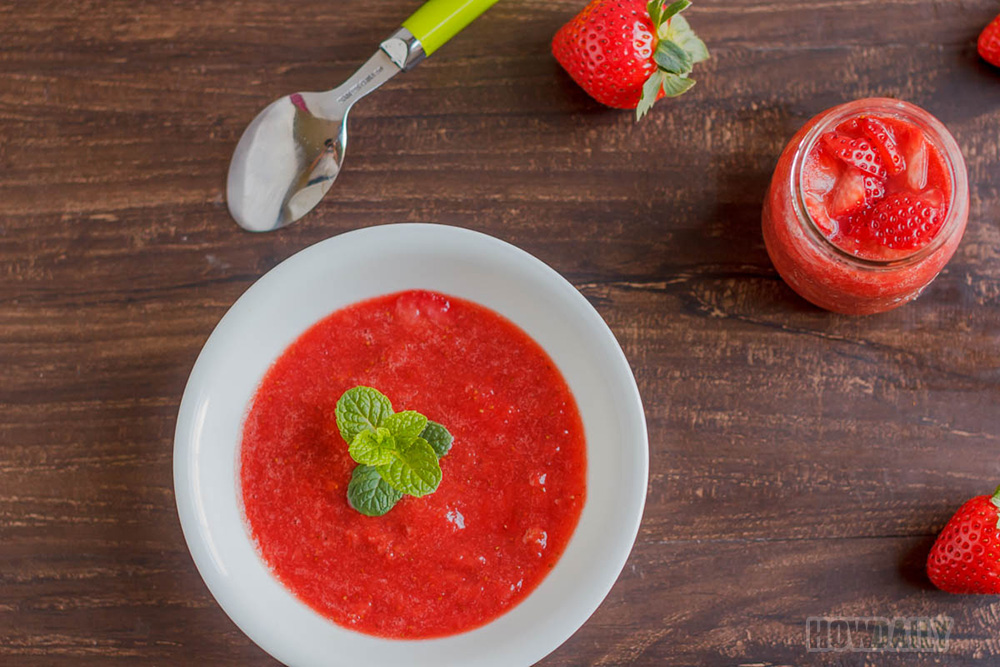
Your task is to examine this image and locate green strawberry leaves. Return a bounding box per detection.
[647,0,689,27]
[637,73,667,121]
[336,386,454,516]
[653,40,693,76]
[661,73,696,97]
[663,15,709,64]
[992,486,1000,530]
[637,0,709,120]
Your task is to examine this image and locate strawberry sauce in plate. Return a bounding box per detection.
[240,290,587,639]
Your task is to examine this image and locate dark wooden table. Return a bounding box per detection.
[3,0,999,664]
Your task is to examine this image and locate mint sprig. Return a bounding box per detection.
[338,386,454,516]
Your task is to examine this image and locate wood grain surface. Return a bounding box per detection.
[2,0,1000,664]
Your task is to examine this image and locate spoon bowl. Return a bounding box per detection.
[226,47,405,233]
[225,1,499,232]
[226,94,344,232]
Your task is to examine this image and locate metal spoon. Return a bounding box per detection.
[227,0,498,232]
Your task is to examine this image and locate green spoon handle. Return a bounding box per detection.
[402,0,499,56]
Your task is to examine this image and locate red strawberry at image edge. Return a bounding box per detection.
[980,13,1000,67]
[927,486,1000,595]
[552,0,709,120]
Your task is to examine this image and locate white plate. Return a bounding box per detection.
[173,223,648,667]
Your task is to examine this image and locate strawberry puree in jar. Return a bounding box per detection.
[762,98,969,315]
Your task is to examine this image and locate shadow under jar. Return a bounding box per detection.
[762,98,969,315]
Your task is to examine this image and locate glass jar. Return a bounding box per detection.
[762,98,969,315]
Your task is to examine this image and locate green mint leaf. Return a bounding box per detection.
[347,464,402,516]
[660,0,691,23]
[336,386,393,443]
[348,427,397,466]
[382,410,428,446]
[636,70,666,121]
[654,39,693,75]
[420,421,454,458]
[661,72,696,97]
[663,15,710,64]
[376,437,442,497]
[992,486,1000,530]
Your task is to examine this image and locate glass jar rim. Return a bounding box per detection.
[789,98,969,271]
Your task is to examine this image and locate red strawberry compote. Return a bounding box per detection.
[763,98,969,314]
[241,291,587,639]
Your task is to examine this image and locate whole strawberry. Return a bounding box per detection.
[927,486,1000,594]
[980,13,1000,68]
[552,0,709,120]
